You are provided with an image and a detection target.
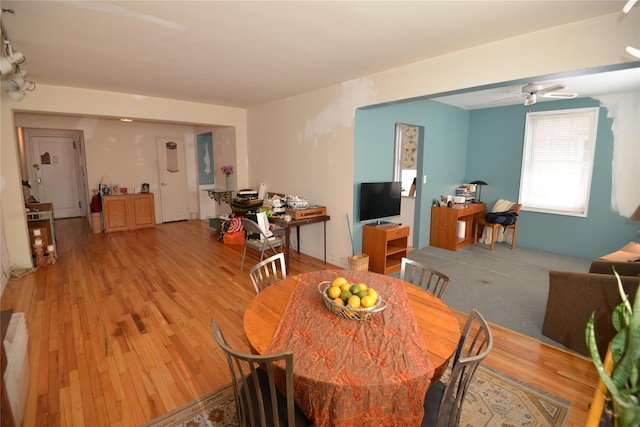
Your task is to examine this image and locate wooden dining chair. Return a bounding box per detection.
[400,258,451,299]
[211,319,312,427]
[474,203,522,250]
[240,217,285,271]
[248,253,287,294]
[421,309,493,427]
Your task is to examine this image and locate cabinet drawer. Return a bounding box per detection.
[387,226,409,240]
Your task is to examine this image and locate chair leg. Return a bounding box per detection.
[510,226,518,249]
[240,244,248,270]
[489,225,496,251]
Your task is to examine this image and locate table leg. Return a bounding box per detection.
[323,221,327,263]
[284,227,291,267]
[296,226,301,254]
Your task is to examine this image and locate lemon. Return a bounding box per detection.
[332,277,348,288]
[367,288,378,303]
[361,295,376,308]
[333,297,345,306]
[357,282,367,292]
[327,286,341,299]
[340,283,352,292]
[350,284,361,295]
[340,290,352,302]
[347,295,361,308]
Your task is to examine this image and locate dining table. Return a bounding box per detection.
[243,270,461,426]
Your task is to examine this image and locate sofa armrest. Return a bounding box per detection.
[542,271,639,357]
[589,260,640,277]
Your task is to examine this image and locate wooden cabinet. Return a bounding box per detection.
[102,194,156,233]
[430,203,486,251]
[362,224,410,275]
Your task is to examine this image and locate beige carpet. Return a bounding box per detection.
[140,365,569,426]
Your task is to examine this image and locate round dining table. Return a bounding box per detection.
[243,270,461,426]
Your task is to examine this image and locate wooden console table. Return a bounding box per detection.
[270,215,330,267]
[362,223,409,274]
[204,189,233,205]
[430,203,486,251]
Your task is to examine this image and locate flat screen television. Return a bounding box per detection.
[359,181,402,222]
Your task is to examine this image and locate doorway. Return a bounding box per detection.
[23,128,87,219]
[156,137,189,222]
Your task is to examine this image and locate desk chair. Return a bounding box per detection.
[240,218,285,271]
[211,319,312,427]
[421,309,493,427]
[473,203,522,250]
[249,253,287,294]
[400,258,451,299]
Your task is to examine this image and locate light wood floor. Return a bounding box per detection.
[1,217,598,426]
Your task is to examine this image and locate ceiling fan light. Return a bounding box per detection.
[2,73,24,91]
[623,0,638,13]
[0,57,15,76]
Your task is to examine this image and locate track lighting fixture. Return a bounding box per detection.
[1,8,36,100]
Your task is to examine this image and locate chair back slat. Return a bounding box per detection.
[400,258,451,299]
[249,253,287,293]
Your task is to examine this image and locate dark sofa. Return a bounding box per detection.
[542,260,640,357]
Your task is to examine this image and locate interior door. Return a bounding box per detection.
[29,133,83,218]
[156,138,189,222]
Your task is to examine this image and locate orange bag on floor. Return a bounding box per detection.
[223,231,245,246]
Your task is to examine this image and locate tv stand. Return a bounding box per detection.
[362,223,409,274]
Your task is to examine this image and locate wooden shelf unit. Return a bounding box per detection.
[362,223,410,275]
[102,193,156,233]
[430,203,486,251]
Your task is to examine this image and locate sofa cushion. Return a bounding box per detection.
[543,271,639,357]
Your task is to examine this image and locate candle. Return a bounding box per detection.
[34,238,42,246]
[47,245,54,252]
[33,229,41,236]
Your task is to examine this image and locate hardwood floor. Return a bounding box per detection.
[1,217,598,426]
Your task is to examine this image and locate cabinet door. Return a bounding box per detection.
[103,197,130,232]
[129,195,156,229]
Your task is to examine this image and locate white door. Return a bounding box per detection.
[156,138,189,222]
[29,133,83,218]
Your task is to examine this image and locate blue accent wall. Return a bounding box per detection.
[355,97,636,259]
[354,100,470,252]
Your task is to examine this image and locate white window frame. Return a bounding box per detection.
[518,107,599,217]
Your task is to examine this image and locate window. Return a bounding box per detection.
[519,107,599,217]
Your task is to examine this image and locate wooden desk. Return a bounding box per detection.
[430,203,486,251]
[270,215,330,266]
[243,272,460,385]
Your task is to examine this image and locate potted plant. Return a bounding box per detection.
[586,269,640,427]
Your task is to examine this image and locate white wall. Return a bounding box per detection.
[1,10,636,276]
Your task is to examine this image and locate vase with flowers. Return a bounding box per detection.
[221,165,234,191]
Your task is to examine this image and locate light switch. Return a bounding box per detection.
[423,175,427,184]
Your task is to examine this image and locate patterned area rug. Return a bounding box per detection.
[141,365,570,427]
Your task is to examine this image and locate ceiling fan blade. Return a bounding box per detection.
[539,84,566,94]
[541,92,577,99]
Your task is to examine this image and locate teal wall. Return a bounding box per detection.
[354,97,637,260]
[466,98,636,259]
[354,100,470,252]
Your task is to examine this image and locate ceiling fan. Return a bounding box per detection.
[520,83,577,106]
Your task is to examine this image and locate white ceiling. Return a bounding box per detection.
[1,1,637,109]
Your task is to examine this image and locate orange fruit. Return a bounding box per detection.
[347,295,361,308]
[340,283,352,292]
[332,277,348,288]
[333,297,345,306]
[327,286,341,299]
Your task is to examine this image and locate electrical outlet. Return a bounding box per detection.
[190,212,198,220]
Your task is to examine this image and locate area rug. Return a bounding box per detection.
[141,366,570,426]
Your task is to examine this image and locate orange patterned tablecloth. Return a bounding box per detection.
[266,270,435,426]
